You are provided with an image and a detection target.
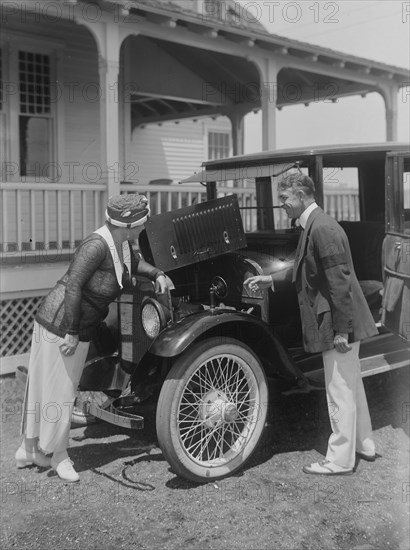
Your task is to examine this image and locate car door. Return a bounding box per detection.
[381,152,410,341]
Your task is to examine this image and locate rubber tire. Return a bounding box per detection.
[156,337,268,483]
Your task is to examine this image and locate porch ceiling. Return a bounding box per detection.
[127,36,261,128]
[127,36,384,128]
[276,68,377,107]
[130,93,224,120]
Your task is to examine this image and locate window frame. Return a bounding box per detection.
[386,152,410,235]
[1,31,64,183]
[207,129,231,161]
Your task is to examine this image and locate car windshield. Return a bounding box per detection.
[215,163,307,232]
[191,144,409,233]
[213,161,364,232]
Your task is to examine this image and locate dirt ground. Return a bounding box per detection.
[1,366,409,550]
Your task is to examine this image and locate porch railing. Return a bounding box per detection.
[0,182,107,256]
[325,188,360,221]
[0,182,360,259]
[120,182,258,232]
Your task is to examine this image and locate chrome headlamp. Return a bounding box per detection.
[141,296,171,339]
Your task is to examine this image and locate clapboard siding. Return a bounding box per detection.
[63,40,101,184]
[3,17,102,244]
[131,117,232,186]
[5,15,233,192]
[4,16,101,185]
[3,15,233,246]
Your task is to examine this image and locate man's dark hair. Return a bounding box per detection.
[278,173,315,197]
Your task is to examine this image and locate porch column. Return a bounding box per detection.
[121,38,132,181]
[259,59,279,151]
[228,110,245,156]
[99,50,121,196]
[382,84,399,142]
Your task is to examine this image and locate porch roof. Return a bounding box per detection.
[102,0,408,83]
[11,1,407,125]
[92,0,408,126]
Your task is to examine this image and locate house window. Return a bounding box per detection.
[208,131,230,160]
[19,116,50,177]
[18,51,52,178]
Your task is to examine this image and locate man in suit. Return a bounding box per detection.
[246,172,378,475]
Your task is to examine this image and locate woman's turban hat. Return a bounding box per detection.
[105,193,150,228]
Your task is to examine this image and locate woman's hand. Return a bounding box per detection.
[59,333,79,356]
[155,274,168,294]
[244,275,273,292]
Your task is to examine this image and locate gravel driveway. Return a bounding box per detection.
[1,366,409,550]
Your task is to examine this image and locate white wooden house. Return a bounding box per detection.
[133,117,232,186]
[0,0,407,370]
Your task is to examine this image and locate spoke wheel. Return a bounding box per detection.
[156,337,268,482]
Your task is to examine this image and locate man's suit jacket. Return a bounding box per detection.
[292,207,378,353]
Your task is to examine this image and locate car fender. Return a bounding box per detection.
[149,309,278,358]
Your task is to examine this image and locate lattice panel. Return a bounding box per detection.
[1,296,43,356]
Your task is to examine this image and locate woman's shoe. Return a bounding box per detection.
[51,457,80,482]
[15,446,51,469]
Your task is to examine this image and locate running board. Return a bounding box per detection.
[81,396,144,430]
[306,349,410,385]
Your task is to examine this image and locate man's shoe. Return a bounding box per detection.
[303,459,353,475]
[282,377,325,396]
[51,457,80,482]
[356,451,376,462]
[15,446,51,469]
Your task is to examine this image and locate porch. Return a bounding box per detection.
[0,180,359,372]
[0,181,359,257]
[2,0,402,373]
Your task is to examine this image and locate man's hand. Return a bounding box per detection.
[59,333,79,356]
[334,333,352,353]
[244,275,273,292]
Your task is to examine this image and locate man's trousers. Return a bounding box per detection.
[322,341,375,469]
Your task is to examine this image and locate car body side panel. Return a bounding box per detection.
[146,309,303,380]
[149,310,272,356]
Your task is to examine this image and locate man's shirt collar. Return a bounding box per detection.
[299,202,319,229]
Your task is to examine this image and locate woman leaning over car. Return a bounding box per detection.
[16,193,169,482]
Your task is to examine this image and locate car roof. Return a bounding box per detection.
[203,142,409,168]
[179,142,408,183]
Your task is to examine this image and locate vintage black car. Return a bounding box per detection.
[20,142,409,483]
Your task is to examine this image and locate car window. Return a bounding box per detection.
[403,161,410,233]
[323,167,360,222]
[404,173,410,209]
[215,177,257,232]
